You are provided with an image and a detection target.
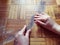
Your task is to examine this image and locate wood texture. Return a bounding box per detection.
[0,0,60,45]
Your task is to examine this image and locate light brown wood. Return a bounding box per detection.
[1,0,60,45]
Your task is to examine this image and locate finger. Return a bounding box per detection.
[34,16,48,21]
[20,25,26,33]
[34,18,41,20]
[34,18,40,21]
[37,20,45,25]
[34,15,40,18]
[25,29,31,38]
[36,12,48,16]
[34,18,45,21]
[34,19,45,25]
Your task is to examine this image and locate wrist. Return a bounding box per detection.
[52,23,60,35]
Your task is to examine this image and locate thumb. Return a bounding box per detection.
[25,29,31,38]
[20,25,26,33]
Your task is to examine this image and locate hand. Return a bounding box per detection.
[14,25,31,45]
[34,12,57,32]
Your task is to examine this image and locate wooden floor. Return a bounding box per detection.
[0,0,60,45]
[3,19,60,45]
[30,28,60,45]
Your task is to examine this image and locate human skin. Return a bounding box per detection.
[14,12,60,45]
[34,13,60,35]
[14,25,31,45]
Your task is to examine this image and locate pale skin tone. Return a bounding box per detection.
[34,12,60,35]
[14,25,31,45]
[14,13,60,45]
